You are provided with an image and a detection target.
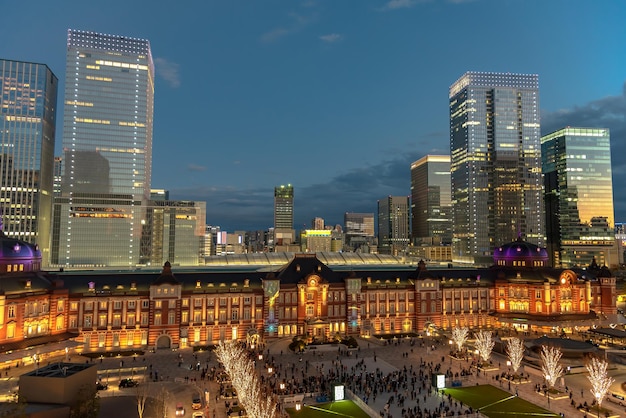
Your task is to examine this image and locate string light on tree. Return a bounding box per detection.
[506,337,524,374]
[474,330,495,364]
[586,357,614,418]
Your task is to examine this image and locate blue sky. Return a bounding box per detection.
[2,0,625,232]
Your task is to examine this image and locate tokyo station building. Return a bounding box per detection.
[0,232,616,365]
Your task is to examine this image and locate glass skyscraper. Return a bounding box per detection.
[51,30,154,267]
[449,72,544,264]
[274,184,294,230]
[410,155,452,245]
[377,196,410,255]
[542,127,616,267]
[0,59,57,264]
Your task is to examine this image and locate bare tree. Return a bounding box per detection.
[540,345,563,390]
[451,326,469,352]
[153,386,169,418]
[135,381,150,418]
[586,357,614,418]
[215,340,279,418]
[506,337,525,374]
[474,330,494,364]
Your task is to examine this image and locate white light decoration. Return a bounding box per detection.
[540,345,563,390]
[215,341,279,418]
[586,357,614,418]
[451,326,469,352]
[334,385,345,401]
[474,330,495,364]
[505,337,525,374]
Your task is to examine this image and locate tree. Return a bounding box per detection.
[506,337,525,374]
[451,326,469,352]
[474,330,494,364]
[136,381,150,418]
[69,384,100,418]
[153,386,169,418]
[586,357,614,418]
[540,345,563,390]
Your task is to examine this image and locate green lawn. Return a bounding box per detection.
[285,400,371,418]
[443,385,559,418]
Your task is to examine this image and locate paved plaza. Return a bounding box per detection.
[0,333,625,417]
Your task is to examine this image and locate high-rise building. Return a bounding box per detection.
[274,184,294,229]
[378,196,410,255]
[410,155,452,245]
[344,212,375,251]
[542,127,617,267]
[0,59,58,263]
[51,29,154,267]
[449,72,544,264]
[311,217,324,230]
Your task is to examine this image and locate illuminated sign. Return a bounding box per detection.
[333,385,345,401]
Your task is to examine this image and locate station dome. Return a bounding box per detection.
[493,237,549,268]
[0,230,42,273]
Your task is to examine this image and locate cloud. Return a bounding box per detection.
[260,10,318,43]
[319,33,342,43]
[378,0,420,11]
[187,163,207,172]
[154,57,181,88]
[541,80,626,219]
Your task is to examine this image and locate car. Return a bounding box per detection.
[192,396,202,410]
[118,378,139,389]
[96,381,108,390]
[607,392,626,406]
[192,412,204,418]
[175,403,186,416]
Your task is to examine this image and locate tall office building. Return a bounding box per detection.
[542,127,617,267]
[0,59,58,264]
[449,72,544,264]
[51,29,154,267]
[378,196,410,255]
[344,212,375,251]
[410,155,452,245]
[274,184,294,229]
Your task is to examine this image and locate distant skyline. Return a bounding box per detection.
[2,0,625,232]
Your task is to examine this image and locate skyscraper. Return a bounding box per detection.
[274,184,294,230]
[51,29,154,266]
[0,59,58,263]
[449,72,544,264]
[410,155,452,245]
[542,127,617,267]
[378,196,410,255]
[344,212,375,251]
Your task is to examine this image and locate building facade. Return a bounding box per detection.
[542,127,617,268]
[378,196,410,255]
[51,29,155,267]
[274,184,294,230]
[0,59,58,264]
[449,72,544,264]
[344,212,375,251]
[410,155,452,245]
[0,232,616,362]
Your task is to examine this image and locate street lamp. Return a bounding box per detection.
[267,366,273,375]
[295,401,301,411]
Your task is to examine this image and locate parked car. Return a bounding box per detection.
[192,412,204,418]
[192,396,202,410]
[607,392,626,406]
[175,403,186,416]
[118,378,139,389]
[96,381,108,390]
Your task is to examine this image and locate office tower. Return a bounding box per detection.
[410,155,452,245]
[0,59,58,263]
[378,196,410,255]
[140,200,206,266]
[542,127,617,267]
[344,212,375,251]
[449,72,544,264]
[51,29,154,267]
[53,157,63,196]
[274,184,294,229]
[311,217,324,230]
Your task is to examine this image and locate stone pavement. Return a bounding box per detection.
[1,335,624,418]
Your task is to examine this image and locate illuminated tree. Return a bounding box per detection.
[540,345,563,390]
[215,340,279,418]
[506,337,525,374]
[586,357,614,418]
[451,326,469,352]
[474,330,495,364]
